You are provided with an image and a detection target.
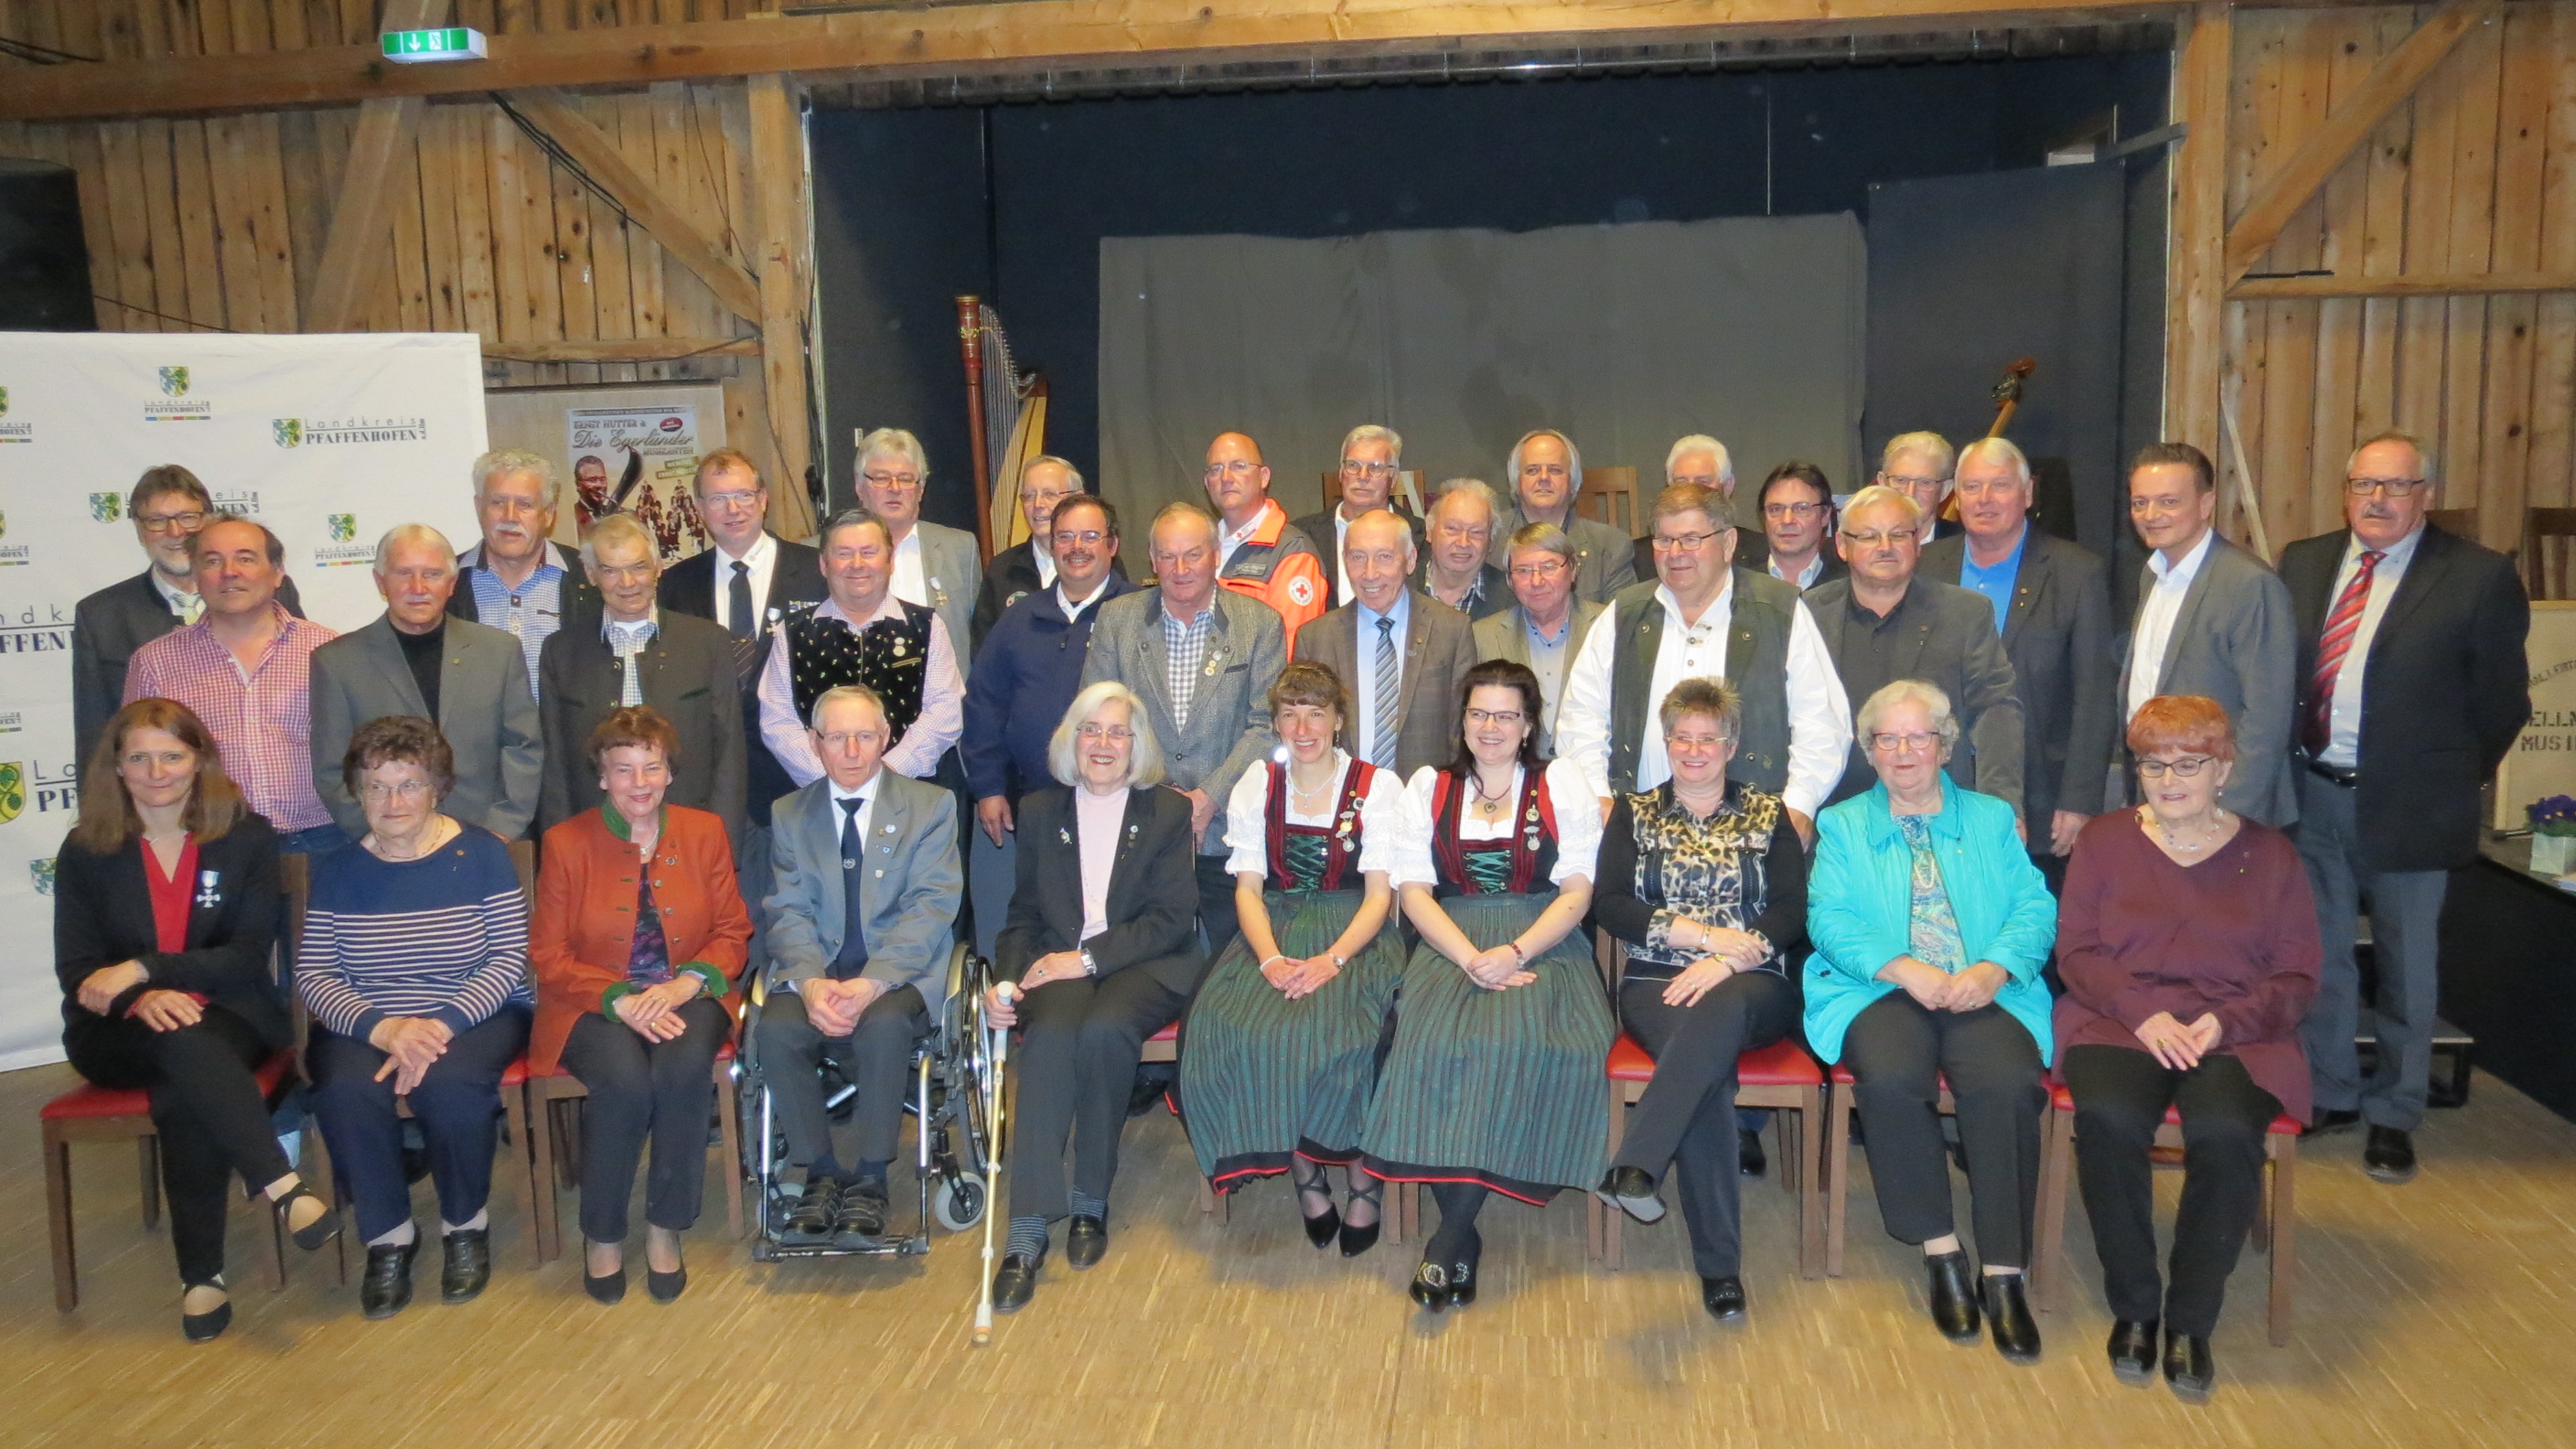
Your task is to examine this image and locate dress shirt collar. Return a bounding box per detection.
[1523,606,1575,647]
[1654,574,1733,628]
[822,593,905,629]
[829,771,880,809]
[716,531,777,574]
[2148,528,2216,587]
[2346,522,2424,571]
[149,567,199,613]
[1159,592,1217,630]
[603,607,660,642]
[1356,587,1411,637]
[1057,576,1111,621]
[1770,553,1824,588]
[1033,542,1058,589]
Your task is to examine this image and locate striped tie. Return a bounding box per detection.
[2302,549,2383,754]
[1372,616,1400,767]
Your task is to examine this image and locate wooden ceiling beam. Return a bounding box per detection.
[2228,270,2576,300]
[0,0,2177,123]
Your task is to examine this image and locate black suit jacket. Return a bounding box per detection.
[2280,523,2529,871]
[52,811,290,1050]
[971,541,1132,652]
[657,536,827,828]
[995,786,1205,997]
[535,610,746,843]
[447,540,601,637]
[70,570,306,766]
[1922,529,2119,828]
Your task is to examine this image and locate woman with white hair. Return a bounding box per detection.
[980,681,1203,1314]
[1806,678,2057,1362]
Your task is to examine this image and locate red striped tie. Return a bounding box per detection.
[2303,549,2383,754]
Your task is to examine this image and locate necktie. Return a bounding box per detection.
[727,560,755,643]
[175,592,203,626]
[832,795,870,979]
[1372,616,1400,767]
[2303,549,2384,755]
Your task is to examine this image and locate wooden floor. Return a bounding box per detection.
[7,1060,2575,1448]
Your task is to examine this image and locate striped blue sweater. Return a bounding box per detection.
[297,825,533,1040]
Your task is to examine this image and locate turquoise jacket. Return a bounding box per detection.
[1802,777,2059,1065]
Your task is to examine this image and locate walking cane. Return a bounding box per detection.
[972,982,1016,1346]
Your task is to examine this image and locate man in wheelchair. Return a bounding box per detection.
[755,683,963,1248]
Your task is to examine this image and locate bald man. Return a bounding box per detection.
[1203,431,1328,637]
[1292,509,1478,778]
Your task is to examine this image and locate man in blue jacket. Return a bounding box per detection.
[961,494,1135,955]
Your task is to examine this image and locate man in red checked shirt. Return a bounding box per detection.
[1200,431,1327,639]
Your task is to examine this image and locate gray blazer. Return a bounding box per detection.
[1473,599,1608,756]
[1291,589,1481,778]
[761,769,962,1014]
[1078,587,1286,855]
[535,609,746,843]
[1805,576,2026,821]
[2123,531,2300,827]
[1921,531,2119,826]
[1487,505,1639,605]
[310,615,543,839]
[913,521,982,682]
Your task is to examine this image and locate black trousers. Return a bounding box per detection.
[308,1007,531,1242]
[1842,993,2044,1266]
[560,997,731,1242]
[1008,968,1189,1221]
[1614,970,1799,1279]
[753,984,928,1181]
[63,1005,293,1287]
[2063,1043,2281,1336]
[1195,853,1241,958]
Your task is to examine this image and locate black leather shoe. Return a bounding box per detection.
[647,1265,686,1304]
[360,1240,418,1320]
[781,1178,839,1244]
[1409,1259,1454,1312]
[440,1228,491,1305]
[1594,1165,1667,1225]
[992,1251,1041,1313]
[182,1281,231,1344]
[278,1186,338,1252]
[1925,1250,1981,1342]
[1447,1248,1479,1309]
[1065,1214,1108,1269]
[2163,1329,2216,1401]
[2302,1108,2361,1140]
[1701,1276,1748,1322]
[1982,1272,2041,1363]
[1338,1182,1383,1258]
[584,1262,627,1304]
[834,1181,891,1245]
[2108,1319,2160,1384]
[1296,1179,1341,1249]
[1738,1128,1767,1179]
[2365,1125,2419,1183]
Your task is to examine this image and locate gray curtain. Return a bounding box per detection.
[1098,214,1865,537]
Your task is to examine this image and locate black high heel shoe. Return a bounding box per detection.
[1447,1237,1481,1310]
[181,1279,231,1343]
[1293,1165,1340,1250]
[1409,1258,1454,1311]
[1338,1176,1383,1258]
[275,1184,338,1252]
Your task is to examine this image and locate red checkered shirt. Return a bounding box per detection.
[123,604,339,832]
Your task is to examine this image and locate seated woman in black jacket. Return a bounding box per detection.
[53,698,337,1341]
[1592,678,1809,1325]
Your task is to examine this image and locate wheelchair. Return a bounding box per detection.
[736,943,998,1261]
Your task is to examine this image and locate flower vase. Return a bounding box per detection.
[2533,832,2576,877]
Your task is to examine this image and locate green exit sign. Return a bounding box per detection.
[380,27,488,63]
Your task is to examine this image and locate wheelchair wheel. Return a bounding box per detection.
[935,1171,987,1232]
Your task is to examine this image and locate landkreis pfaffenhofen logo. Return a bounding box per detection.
[89,492,123,523]
[0,762,23,824]
[27,857,55,896]
[0,384,27,444]
[315,511,373,568]
[0,508,24,566]
[209,488,263,517]
[329,513,358,542]
[277,414,429,446]
[145,365,211,423]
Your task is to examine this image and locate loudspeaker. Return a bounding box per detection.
[0,156,99,330]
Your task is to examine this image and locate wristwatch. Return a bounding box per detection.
[1079,947,1099,978]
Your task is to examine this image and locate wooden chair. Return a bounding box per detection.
[525,1036,746,1263]
[2528,507,2576,600]
[1585,1036,1828,1277]
[1575,465,1642,537]
[2425,507,2479,539]
[2028,1081,2301,1346]
[1822,1061,1955,1278]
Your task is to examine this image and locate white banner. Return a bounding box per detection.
[0,332,487,1070]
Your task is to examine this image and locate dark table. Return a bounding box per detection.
[2439,836,2576,1122]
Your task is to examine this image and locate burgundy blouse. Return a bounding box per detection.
[2051,810,2323,1123]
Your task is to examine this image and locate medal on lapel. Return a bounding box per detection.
[1204,648,1223,678]
[194,870,221,908]
[1523,799,1542,852]
[931,577,950,608]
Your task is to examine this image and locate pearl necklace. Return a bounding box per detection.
[2141,805,2227,854]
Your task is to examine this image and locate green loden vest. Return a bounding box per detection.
[1605,568,1798,795]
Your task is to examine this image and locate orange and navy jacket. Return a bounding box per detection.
[1217,499,1327,637]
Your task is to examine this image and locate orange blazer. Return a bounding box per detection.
[529,804,752,1074]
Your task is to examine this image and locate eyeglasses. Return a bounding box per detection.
[1508,560,1569,581]
[1051,529,1109,550]
[1867,732,1939,754]
[1762,501,1824,521]
[1667,733,1734,752]
[1841,527,1918,548]
[360,779,432,801]
[1652,530,1726,552]
[1076,723,1135,742]
[1882,474,1948,492]
[699,489,763,511]
[1465,708,1527,727]
[861,471,922,491]
[2345,477,2431,497]
[139,510,208,534]
[1339,460,1396,478]
[1204,460,1259,479]
[815,730,887,750]
[2137,756,2215,778]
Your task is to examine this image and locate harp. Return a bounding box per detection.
[956,295,1049,561]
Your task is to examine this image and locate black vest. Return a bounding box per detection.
[784,598,934,741]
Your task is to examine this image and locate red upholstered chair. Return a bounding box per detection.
[41,1051,300,1312]
[526,1036,746,1263]
[1823,1062,1961,1278]
[302,1057,544,1274]
[1584,1035,1827,1276]
[2030,1080,2301,1346]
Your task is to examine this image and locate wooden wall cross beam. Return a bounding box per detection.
[299,0,446,332]
[500,88,765,325]
[2220,0,2497,284]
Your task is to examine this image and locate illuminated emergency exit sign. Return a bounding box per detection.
[380,27,488,62]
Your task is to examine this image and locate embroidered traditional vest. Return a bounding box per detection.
[1430,767,1560,898]
[784,598,933,740]
[1263,757,1378,893]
